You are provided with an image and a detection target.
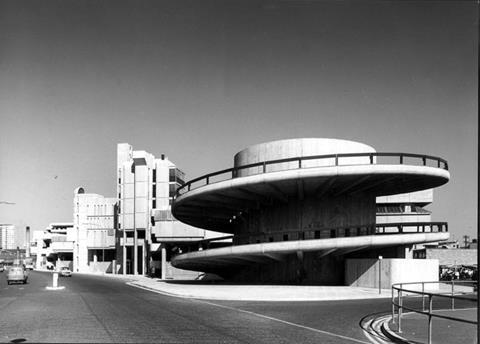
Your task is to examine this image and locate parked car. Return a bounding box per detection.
[59,266,72,277]
[7,266,28,285]
[46,262,54,270]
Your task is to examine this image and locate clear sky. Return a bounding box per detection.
[0,0,477,246]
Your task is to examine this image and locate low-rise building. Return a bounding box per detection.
[73,187,117,273]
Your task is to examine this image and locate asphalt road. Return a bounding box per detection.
[0,271,467,344]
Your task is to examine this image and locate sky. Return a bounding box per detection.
[0,0,477,246]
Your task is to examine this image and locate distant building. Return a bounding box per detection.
[32,223,74,269]
[0,224,15,249]
[73,187,117,273]
[376,189,433,225]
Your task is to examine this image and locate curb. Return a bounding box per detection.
[380,317,412,344]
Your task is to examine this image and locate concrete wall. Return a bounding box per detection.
[73,189,116,273]
[234,138,376,177]
[235,193,376,244]
[345,258,439,289]
[89,261,113,273]
[425,249,477,265]
[226,252,346,285]
[376,189,433,205]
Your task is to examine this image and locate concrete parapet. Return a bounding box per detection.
[345,258,439,289]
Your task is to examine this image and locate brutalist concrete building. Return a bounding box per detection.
[172,138,450,285]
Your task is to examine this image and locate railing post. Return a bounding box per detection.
[391,286,395,324]
[422,283,425,311]
[422,156,426,165]
[263,161,266,173]
[400,154,403,164]
[428,295,433,344]
[299,158,302,169]
[335,154,338,166]
[398,285,403,333]
[188,184,191,191]
[369,153,373,164]
[451,280,455,310]
[206,176,209,185]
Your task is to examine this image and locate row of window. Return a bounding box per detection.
[376,205,431,214]
[118,167,185,185]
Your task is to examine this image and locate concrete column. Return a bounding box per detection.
[36,239,42,269]
[122,232,126,275]
[133,163,138,275]
[161,245,167,280]
[142,241,146,275]
[133,231,138,275]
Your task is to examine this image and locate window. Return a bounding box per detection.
[169,168,176,182]
[152,184,156,197]
[152,199,156,208]
[283,234,289,241]
[152,169,156,182]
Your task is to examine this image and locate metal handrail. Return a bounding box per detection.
[180,222,447,252]
[176,152,448,197]
[391,281,477,344]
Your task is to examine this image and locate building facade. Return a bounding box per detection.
[116,143,227,277]
[73,187,117,273]
[0,224,15,249]
[31,223,74,269]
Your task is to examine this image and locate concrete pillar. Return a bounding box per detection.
[142,241,146,276]
[161,245,167,280]
[112,259,116,274]
[36,239,42,269]
[122,232,126,275]
[133,231,138,275]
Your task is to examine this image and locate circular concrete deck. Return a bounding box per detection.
[173,162,449,232]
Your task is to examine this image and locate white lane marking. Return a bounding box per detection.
[128,281,372,344]
[198,299,370,344]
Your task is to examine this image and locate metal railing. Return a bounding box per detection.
[391,281,477,344]
[176,152,448,197]
[182,222,447,251]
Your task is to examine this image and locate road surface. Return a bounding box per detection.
[0,271,467,343]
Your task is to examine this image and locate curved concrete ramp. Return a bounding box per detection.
[172,232,449,272]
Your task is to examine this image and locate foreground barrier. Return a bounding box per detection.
[391,281,477,344]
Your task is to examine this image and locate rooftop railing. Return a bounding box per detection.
[391,281,477,344]
[176,152,448,197]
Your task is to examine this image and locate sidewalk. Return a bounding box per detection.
[127,278,393,301]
